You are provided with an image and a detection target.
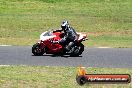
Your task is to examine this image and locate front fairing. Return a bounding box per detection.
[39,31,63,54]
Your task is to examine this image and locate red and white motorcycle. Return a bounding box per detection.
[32,30,87,56]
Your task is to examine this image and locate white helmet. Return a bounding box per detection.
[61,20,69,31]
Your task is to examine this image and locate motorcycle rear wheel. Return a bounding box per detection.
[70,43,84,56]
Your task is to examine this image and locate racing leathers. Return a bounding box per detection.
[54,27,78,51]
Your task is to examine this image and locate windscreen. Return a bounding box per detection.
[43,31,52,36]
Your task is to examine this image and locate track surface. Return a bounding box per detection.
[0,46,132,68]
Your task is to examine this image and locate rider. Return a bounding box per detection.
[53,20,78,51]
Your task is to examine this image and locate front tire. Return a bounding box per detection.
[32,43,45,56]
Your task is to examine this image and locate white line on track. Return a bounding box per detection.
[0,45,12,46]
[97,47,111,48]
[0,65,10,67]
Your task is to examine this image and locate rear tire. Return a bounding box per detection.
[70,43,84,56]
[32,43,45,56]
[78,43,84,55]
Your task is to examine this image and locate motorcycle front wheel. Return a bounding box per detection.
[32,43,45,56]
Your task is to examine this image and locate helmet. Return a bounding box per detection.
[61,20,69,31]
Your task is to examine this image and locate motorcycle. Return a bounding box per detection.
[32,30,88,56]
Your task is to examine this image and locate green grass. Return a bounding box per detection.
[84,34,132,48]
[0,0,132,47]
[0,66,131,88]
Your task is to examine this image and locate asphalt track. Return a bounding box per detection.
[0,46,132,68]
